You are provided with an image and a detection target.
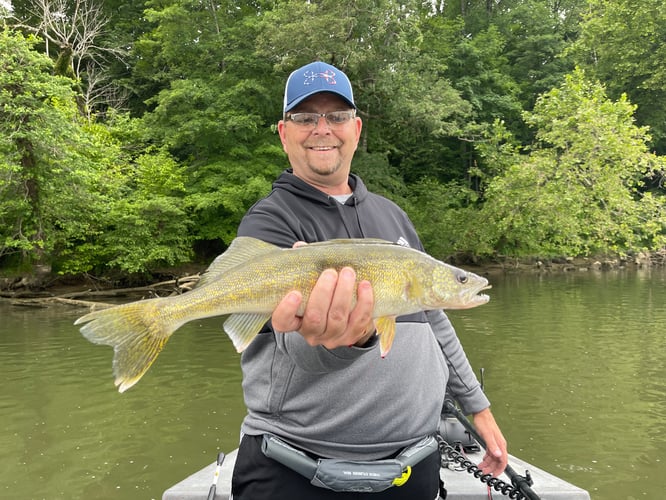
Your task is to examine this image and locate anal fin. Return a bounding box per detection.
[375,316,397,358]
[223,313,271,352]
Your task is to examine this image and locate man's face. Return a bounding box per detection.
[278,92,362,192]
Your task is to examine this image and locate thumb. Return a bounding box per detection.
[271,290,304,332]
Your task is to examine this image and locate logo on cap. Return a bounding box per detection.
[304,69,337,86]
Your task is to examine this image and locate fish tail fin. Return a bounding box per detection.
[75,299,175,392]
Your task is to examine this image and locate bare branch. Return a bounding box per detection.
[9,0,129,118]
[80,62,130,121]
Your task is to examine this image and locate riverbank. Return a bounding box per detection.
[460,248,666,276]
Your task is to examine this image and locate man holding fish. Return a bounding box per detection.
[77,60,507,498]
[231,61,508,499]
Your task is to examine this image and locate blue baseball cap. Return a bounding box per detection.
[283,61,356,113]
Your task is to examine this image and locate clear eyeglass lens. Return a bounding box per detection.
[287,111,355,127]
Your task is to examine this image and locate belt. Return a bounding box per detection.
[261,434,439,493]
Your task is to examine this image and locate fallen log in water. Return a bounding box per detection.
[3,275,201,310]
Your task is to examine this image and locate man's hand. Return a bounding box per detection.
[473,408,508,477]
[271,243,376,349]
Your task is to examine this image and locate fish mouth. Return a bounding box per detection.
[474,286,491,303]
[469,283,491,303]
[455,281,492,309]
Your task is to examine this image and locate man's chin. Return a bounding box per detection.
[307,162,342,176]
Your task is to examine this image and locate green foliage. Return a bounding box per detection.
[470,119,522,186]
[495,0,577,110]
[441,23,522,129]
[351,151,408,203]
[472,69,666,257]
[3,0,666,279]
[41,120,196,275]
[0,29,198,275]
[143,76,273,161]
[78,120,200,274]
[255,0,423,72]
[570,0,666,152]
[405,178,480,260]
[0,28,99,263]
[183,148,283,246]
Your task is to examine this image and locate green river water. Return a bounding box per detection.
[1,267,664,499]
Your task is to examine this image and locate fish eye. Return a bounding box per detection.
[457,273,468,284]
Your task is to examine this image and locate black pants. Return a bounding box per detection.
[231,434,441,500]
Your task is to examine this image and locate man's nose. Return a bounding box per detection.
[312,115,332,132]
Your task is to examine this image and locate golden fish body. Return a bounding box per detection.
[76,237,490,392]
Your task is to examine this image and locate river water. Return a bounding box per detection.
[1,268,664,499]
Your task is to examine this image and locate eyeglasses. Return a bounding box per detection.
[284,110,356,128]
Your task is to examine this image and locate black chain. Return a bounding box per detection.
[438,436,530,500]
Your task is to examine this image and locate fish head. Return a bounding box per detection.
[429,264,491,309]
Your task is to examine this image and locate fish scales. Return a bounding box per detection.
[76,237,490,392]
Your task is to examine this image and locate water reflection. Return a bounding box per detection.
[1,268,665,499]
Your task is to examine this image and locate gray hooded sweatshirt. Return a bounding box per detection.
[235,169,490,460]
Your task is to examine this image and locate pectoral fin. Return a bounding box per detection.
[375,316,397,358]
[223,313,271,352]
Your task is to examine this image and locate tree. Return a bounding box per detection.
[87,139,194,274]
[468,69,666,258]
[496,0,577,112]
[9,0,128,119]
[570,0,666,153]
[131,0,284,250]
[0,29,196,276]
[0,28,94,266]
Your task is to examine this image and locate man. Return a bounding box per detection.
[231,61,507,499]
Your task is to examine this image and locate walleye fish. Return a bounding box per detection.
[76,237,490,392]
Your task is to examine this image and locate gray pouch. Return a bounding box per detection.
[311,459,404,492]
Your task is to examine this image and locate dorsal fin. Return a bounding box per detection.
[195,237,279,288]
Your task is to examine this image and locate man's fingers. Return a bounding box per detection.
[271,290,303,333]
[273,262,376,349]
[347,280,375,344]
[300,269,338,339]
[325,267,356,335]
